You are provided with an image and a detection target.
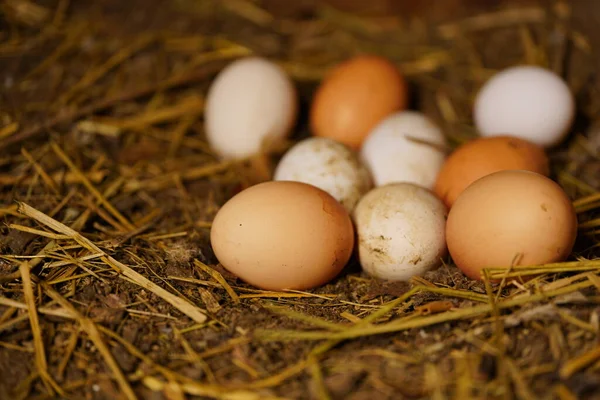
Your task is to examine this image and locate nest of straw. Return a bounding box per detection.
[1,0,600,399]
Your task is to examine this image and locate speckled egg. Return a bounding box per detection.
[353,183,448,281]
[273,137,372,212]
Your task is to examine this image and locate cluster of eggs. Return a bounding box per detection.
[206,55,578,291]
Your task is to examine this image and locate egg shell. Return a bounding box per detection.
[434,135,549,208]
[360,111,447,189]
[273,137,372,212]
[204,57,298,159]
[310,55,408,150]
[353,183,448,281]
[474,65,575,148]
[210,181,355,290]
[446,170,578,280]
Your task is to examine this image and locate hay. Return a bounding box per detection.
[1,0,600,398]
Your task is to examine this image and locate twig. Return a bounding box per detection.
[194,260,240,303]
[19,261,63,396]
[560,343,600,379]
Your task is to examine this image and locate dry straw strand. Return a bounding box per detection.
[16,201,208,323]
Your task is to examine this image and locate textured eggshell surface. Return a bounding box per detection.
[204,57,298,159]
[353,183,448,281]
[273,137,372,212]
[434,135,549,208]
[474,65,575,148]
[210,181,355,290]
[446,170,578,280]
[360,111,447,189]
[310,55,408,149]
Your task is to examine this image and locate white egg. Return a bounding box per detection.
[204,57,298,159]
[474,65,575,148]
[353,183,447,281]
[273,137,372,212]
[360,111,447,189]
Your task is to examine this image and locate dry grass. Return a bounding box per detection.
[1,0,600,399]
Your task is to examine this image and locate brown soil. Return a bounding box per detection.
[1,0,600,399]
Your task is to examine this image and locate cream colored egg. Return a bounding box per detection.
[204,57,298,159]
[474,65,575,148]
[360,111,447,189]
[353,183,448,281]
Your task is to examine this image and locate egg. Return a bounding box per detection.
[273,137,372,212]
[210,181,355,290]
[434,135,549,208]
[310,55,408,149]
[204,56,298,159]
[353,183,448,281]
[360,111,447,189]
[474,65,575,148]
[446,170,578,280]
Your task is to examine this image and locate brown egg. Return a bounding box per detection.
[210,181,355,290]
[446,170,577,280]
[434,135,549,208]
[310,55,408,149]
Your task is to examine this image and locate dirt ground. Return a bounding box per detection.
[2,0,600,399]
